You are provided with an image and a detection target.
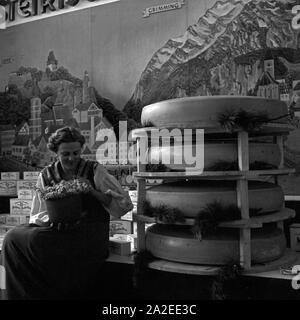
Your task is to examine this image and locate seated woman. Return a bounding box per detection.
[0,126,133,300]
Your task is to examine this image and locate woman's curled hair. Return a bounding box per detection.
[47,126,85,153]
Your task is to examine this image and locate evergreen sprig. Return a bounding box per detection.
[193,201,263,238]
[193,201,241,239]
[143,200,186,224]
[211,262,248,300]
[217,109,270,132]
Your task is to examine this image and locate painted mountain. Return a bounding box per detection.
[124,0,300,122]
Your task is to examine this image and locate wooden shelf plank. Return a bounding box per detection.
[133,213,194,226]
[133,168,295,179]
[146,249,298,276]
[133,208,296,228]
[131,125,293,139]
[244,208,296,226]
[245,168,295,176]
[242,249,298,274]
[147,259,220,275]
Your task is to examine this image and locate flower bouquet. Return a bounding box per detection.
[36,179,92,224]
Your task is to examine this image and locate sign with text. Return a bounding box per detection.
[0,0,119,28]
[143,0,185,18]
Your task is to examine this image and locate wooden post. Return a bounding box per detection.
[274,136,284,169]
[136,137,147,252]
[237,131,251,269]
[137,178,146,251]
[277,220,284,231]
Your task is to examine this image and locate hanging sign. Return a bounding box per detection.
[143,0,185,18]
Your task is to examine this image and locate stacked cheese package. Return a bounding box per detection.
[109,189,138,256]
[0,171,39,232]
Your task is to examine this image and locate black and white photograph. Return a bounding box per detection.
[0,0,300,310]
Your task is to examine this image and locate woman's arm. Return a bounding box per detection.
[90,188,112,207]
[29,174,50,226]
[93,163,134,218]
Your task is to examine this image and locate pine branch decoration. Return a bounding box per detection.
[193,201,263,239]
[193,201,241,239]
[217,109,270,132]
[143,200,186,223]
[211,262,247,300]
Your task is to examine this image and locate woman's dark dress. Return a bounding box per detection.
[0,159,110,299]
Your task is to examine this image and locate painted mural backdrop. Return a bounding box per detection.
[0,0,300,194]
[124,0,300,195]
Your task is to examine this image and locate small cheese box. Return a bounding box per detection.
[113,233,137,251]
[290,224,300,251]
[0,181,17,196]
[128,190,137,203]
[0,215,7,224]
[18,189,34,200]
[5,214,29,226]
[23,171,40,180]
[1,172,20,180]
[17,180,37,191]
[121,210,133,221]
[110,220,132,235]
[10,199,32,215]
[109,237,131,256]
[0,225,15,232]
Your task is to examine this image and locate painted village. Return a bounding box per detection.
[0,52,138,171]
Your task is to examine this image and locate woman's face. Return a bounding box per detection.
[56,142,82,172]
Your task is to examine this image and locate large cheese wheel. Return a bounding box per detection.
[146,180,283,217]
[147,142,281,171]
[141,96,288,129]
[146,224,286,265]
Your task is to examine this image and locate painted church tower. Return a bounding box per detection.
[82,71,91,104]
[29,79,42,140]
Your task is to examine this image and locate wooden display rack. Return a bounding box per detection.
[132,126,297,273]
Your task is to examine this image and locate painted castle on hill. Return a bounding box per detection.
[1,52,136,168]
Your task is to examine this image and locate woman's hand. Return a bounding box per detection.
[104,189,126,200]
[90,189,112,206]
[105,189,133,211]
[75,177,112,206]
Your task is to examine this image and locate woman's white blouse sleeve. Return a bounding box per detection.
[93,163,133,218]
[29,173,50,226]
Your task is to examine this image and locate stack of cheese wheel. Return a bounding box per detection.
[142,96,289,265]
